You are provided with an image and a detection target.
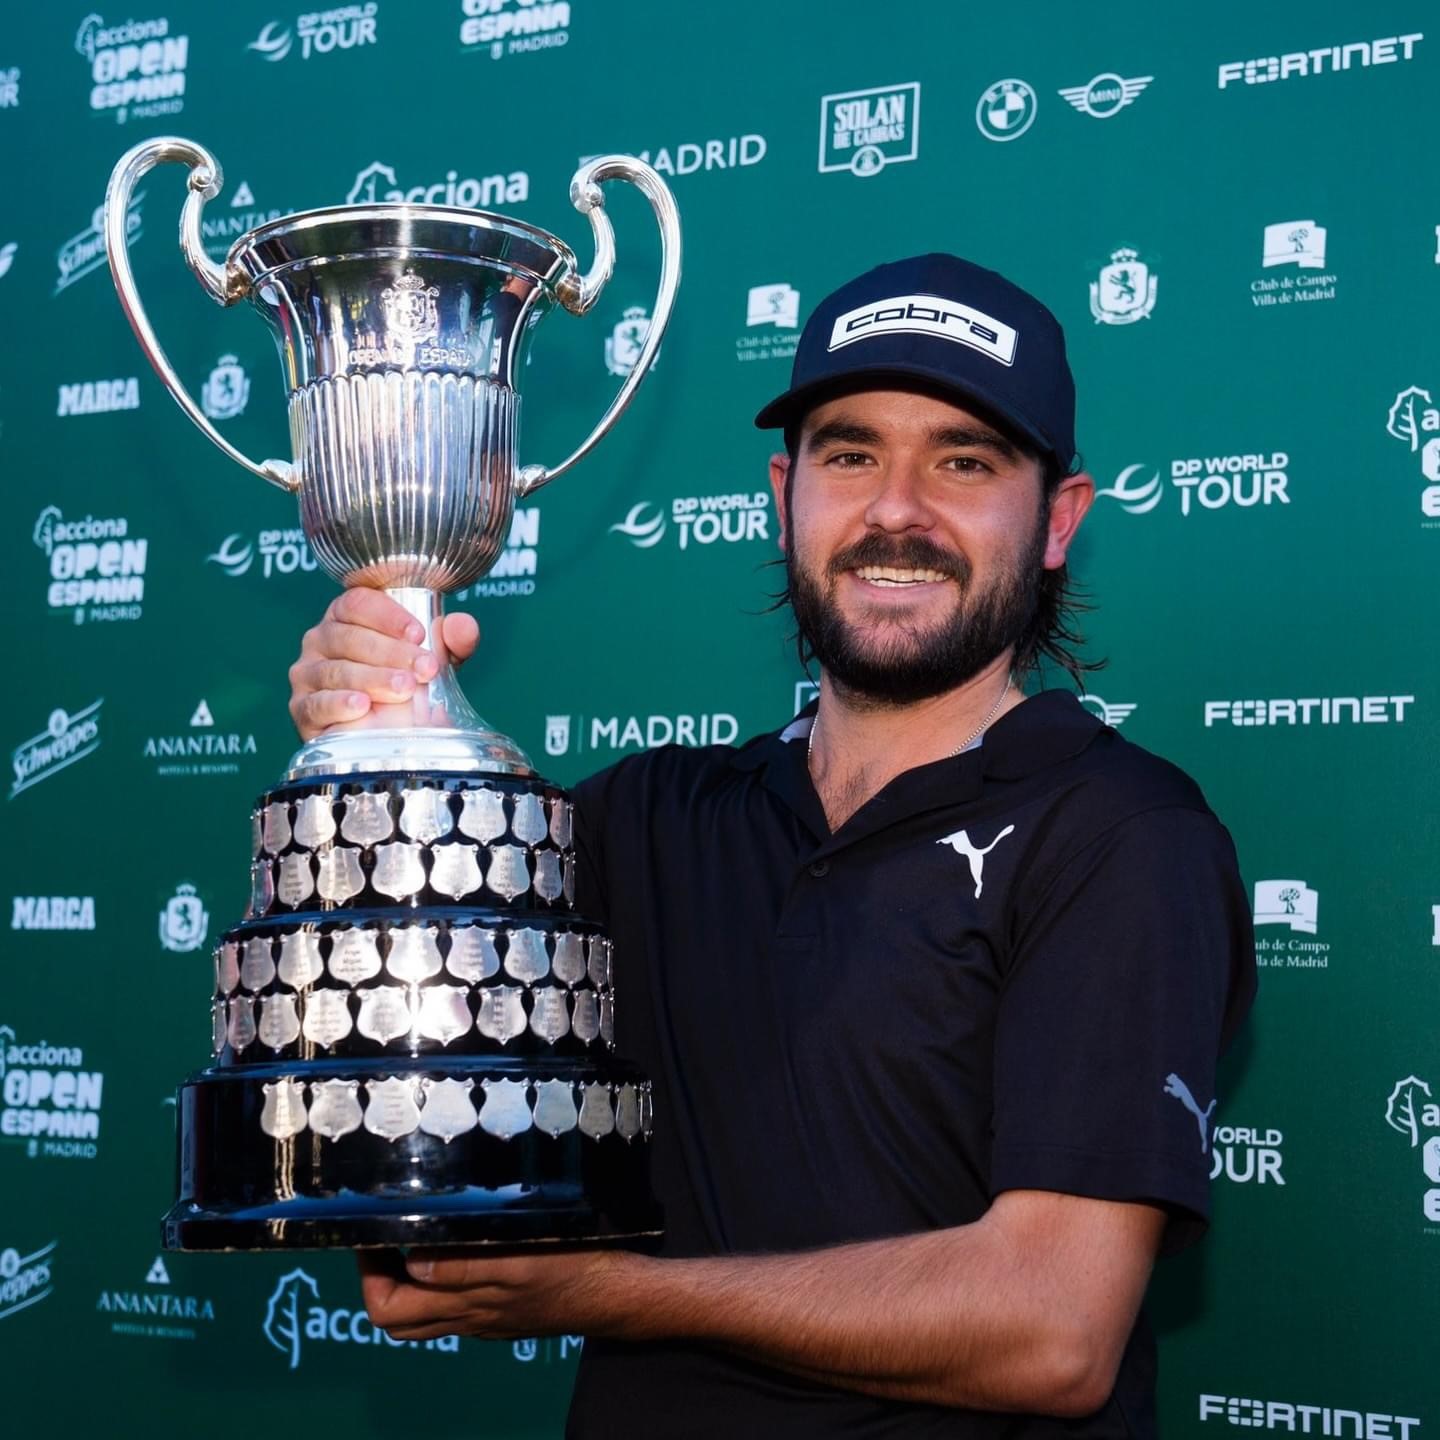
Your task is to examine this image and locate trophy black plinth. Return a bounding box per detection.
[163,770,661,1252]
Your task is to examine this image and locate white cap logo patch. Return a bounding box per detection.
[826,292,1018,365]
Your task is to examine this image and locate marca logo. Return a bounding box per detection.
[11,896,96,932]
[263,1267,459,1368]
[1218,32,1423,89]
[158,882,208,953]
[0,1240,56,1321]
[1077,693,1136,727]
[462,0,572,60]
[976,78,1037,142]
[143,700,258,779]
[201,181,286,261]
[248,5,378,63]
[1058,73,1153,119]
[56,198,142,296]
[74,13,189,123]
[33,505,147,625]
[827,293,1017,366]
[96,1254,216,1341]
[1252,880,1331,971]
[201,355,249,419]
[453,506,540,598]
[1090,247,1158,324]
[10,701,104,800]
[1210,1126,1285,1185]
[610,492,770,552]
[0,66,19,108]
[345,160,529,208]
[1198,1395,1420,1436]
[543,713,740,757]
[818,82,920,176]
[0,1024,104,1158]
[1097,453,1292,517]
[1205,695,1413,728]
[1384,386,1440,523]
[56,376,139,417]
[208,528,319,580]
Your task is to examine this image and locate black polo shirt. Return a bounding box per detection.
[565,689,1255,1440]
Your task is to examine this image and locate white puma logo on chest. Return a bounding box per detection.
[936,824,1016,897]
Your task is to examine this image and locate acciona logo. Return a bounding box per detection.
[1384,1075,1440,1225]
[543,712,739,758]
[1385,386,1440,523]
[33,506,147,626]
[1204,695,1414,729]
[580,133,766,180]
[74,13,190,124]
[10,700,104,800]
[461,0,572,61]
[1198,1395,1420,1436]
[56,198,142,296]
[0,1240,56,1321]
[11,896,96,932]
[345,160,528,208]
[1217,32,1423,89]
[208,528,318,580]
[0,1024,104,1160]
[1096,451,1293,517]
[263,1268,459,1368]
[609,492,770,552]
[247,5,378,63]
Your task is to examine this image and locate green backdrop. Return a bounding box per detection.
[1,1,1436,1434]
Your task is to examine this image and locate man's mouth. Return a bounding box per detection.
[852,565,951,587]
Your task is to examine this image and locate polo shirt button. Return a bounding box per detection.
[808,860,830,878]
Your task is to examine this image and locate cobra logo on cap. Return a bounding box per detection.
[826,292,1018,366]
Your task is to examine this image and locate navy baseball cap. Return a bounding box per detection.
[754,253,1076,470]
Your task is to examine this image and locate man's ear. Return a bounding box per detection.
[1044,471,1096,570]
[769,453,790,552]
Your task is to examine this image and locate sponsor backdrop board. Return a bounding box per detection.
[0,1,1435,1435]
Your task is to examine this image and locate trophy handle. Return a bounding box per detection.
[515,155,681,498]
[104,136,298,494]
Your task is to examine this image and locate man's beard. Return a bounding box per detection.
[787,517,1046,707]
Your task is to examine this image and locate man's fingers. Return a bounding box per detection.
[363,1277,473,1330]
[331,586,426,642]
[303,621,433,678]
[289,690,371,741]
[302,658,425,703]
[441,611,480,664]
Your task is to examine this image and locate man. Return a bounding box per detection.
[288,254,1255,1438]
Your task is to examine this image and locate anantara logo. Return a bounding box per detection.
[95,1255,216,1341]
[142,699,258,779]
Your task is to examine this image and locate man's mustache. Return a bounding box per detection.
[826,533,970,584]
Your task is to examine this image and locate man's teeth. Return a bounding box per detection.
[855,565,948,586]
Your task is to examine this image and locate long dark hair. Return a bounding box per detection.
[772,434,1104,690]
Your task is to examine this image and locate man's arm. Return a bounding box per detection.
[361,1189,1165,1418]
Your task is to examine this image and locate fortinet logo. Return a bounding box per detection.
[1217,33,1422,89]
[827,294,1017,365]
[1198,1394,1419,1437]
[1203,696,1413,728]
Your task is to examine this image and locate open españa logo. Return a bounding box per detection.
[262,1268,458,1368]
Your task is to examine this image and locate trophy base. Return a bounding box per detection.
[286,725,534,781]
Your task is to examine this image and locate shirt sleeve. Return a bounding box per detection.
[989,804,1256,1253]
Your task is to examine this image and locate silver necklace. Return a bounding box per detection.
[808,676,1014,769]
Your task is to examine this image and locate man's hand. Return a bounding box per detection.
[288,589,479,739]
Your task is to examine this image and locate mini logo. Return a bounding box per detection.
[1163,1073,1217,1154]
[0,242,15,279]
[56,198,142,295]
[1090,247,1158,324]
[75,14,190,124]
[1058,73,1153,119]
[818,81,921,176]
[544,715,571,757]
[746,283,800,329]
[381,272,440,345]
[247,6,376,63]
[158,883,208,953]
[1218,34,1424,89]
[936,824,1016,898]
[1253,880,1318,934]
[976,78,1037,142]
[10,701,103,799]
[1384,385,1440,523]
[0,1240,56,1321]
[1262,220,1327,269]
[345,160,528,208]
[200,355,249,419]
[0,1025,104,1159]
[827,294,1017,365]
[605,307,652,377]
[1094,464,1163,514]
[33,505,147,624]
[461,0,572,61]
[11,896,96,931]
[610,502,666,548]
[1078,693,1137,726]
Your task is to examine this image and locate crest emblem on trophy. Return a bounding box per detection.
[1089,246,1159,325]
[105,134,680,1251]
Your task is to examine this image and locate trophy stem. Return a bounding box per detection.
[282,586,534,779]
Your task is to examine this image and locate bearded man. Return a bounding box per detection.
[287,254,1255,1439]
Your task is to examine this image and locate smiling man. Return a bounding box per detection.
[288,253,1256,1438]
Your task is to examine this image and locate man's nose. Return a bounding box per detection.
[862,461,934,531]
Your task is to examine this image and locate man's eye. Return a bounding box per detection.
[827,451,871,467]
[947,456,990,474]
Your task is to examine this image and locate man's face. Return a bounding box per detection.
[770,389,1089,706]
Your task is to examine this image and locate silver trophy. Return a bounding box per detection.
[105,137,679,1249]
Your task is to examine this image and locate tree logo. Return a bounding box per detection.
[1385,1076,1435,1148]
[263,1268,319,1369]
